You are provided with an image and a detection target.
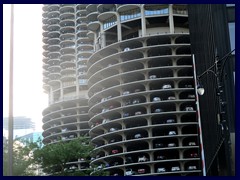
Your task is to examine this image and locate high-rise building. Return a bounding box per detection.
[188,4,235,176]
[42,4,234,176]
[3,116,35,139]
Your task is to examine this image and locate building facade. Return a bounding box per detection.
[188,4,235,176]
[42,4,204,176]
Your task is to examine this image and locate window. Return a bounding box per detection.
[228,22,235,54]
[120,8,141,22]
[103,16,116,29]
[145,5,169,16]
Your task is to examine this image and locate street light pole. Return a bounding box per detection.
[8,4,14,176]
[197,49,235,175]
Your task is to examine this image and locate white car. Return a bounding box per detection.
[134,133,142,139]
[138,156,148,162]
[188,142,196,146]
[166,119,176,123]
[149,75,157,79]
[124,47,130,52]
[184,106,194,111]
[171,166,180,171]
[109,128,118,132]
[122,91,130,95]
[187,165,197,170]
[125,169,136,176]
[168,131,177,135]
[167,96,176,100]
[157,167,166,173]
[162,84,172,89]
[152,97,161,102]
[102,119,110,124]
[168,143,177,147]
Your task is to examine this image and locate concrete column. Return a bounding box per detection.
[101,32,106,47]
[169,4,174,33]
[141,5,146,36]
[117,14,122,41]
[60,82,63,100]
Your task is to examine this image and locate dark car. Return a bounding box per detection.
[155,143,164,148]
[125,156,133,164]
[156,155,166,160]
[166,119,176,123]
[111,149,119,154]
[138,168,146,174]
[154,108,164,113]
[123,112,130,117]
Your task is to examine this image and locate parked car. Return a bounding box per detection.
[138,168,146,174]
[113,162,119,166]
[125,156,133,164]
[168,143,177,147]
[187,165,197,170]
[69,134,75,138]
[135,111,142,115]
[134,88,142,93]
[138,156,148,162]
[102,108,109,113]
[123,112,130,117]
[109,105,115,109]
[166,119,176,123]
[101,98,107,102]
[167,96,176,100]
[97,164,103,170]
[111,149,119,154]
[155,143,164,148]
[124,100,132,105]
[187,94,195,99]
[152,97,161,102]
[122,91,130,95]
[149,75,157,79]
[109,128,118,132]
[185,84,193,88]
[162,84,172,89]
[157,167,166,173]
[188,142,196,146]
[154,108,164,113]
[184,106,194,111]
[125,169,136,176]
[132,99,140,104]
[102,119,110,124]
[156,155,166,160]
[62,128,68,132]
[124,47,130,52]
[168,131,177,135]
[69,166,77,170]
[109,139,116,143]
[171,166,180,171]
[134,133,142,139]
[189,152,198,158]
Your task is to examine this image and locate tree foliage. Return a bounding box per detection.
[3,137,108,176]
[3,139,38,176]
[33,137,107,176]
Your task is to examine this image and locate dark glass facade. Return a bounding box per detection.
[188,4,235,176]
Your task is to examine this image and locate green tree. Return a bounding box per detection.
[3,139,38,176]
[33,137,107,176]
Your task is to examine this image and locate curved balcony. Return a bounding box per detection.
[47,11,60,19]
[117,4,140,13]
[48,4,59,12]
[48,38,60,45]
[47,18,60,25]
[86,4,98,14]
